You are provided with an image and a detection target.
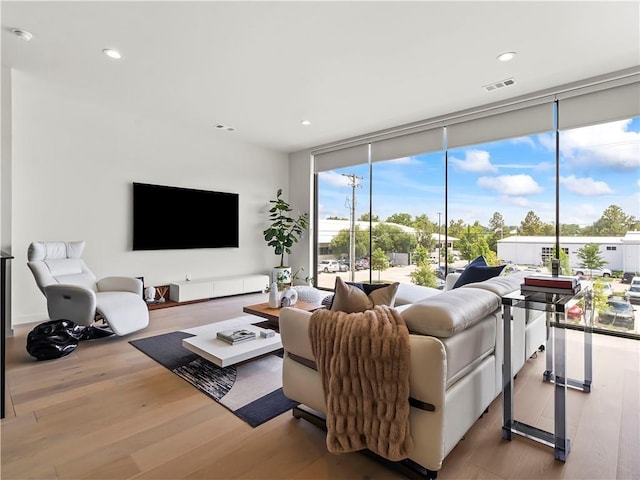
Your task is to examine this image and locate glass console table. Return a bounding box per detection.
[501,281,593,461]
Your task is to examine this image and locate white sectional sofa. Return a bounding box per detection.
[279,270,546,479]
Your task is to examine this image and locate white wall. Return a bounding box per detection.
[10,72,288,325]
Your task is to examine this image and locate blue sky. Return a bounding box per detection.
[318,117,640,228]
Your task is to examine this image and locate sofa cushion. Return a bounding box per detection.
[400,288,500,337]
[394,282,441,306]
[463,270,527,297]
[453,256,505,289]
[330,277,399,313]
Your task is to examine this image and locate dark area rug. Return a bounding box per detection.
[130,331,298,427]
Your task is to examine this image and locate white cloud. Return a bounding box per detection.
[510,136,536,148]
[534,161,554,172]
[560,175,613,196]
[560,120,640,170]
[384,156,417,165]
[318,170,352,187]
[502,195,530,207]
[477,174,543,196]
[449,149,498,173]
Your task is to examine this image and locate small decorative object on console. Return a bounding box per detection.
[268,281,280,308]
[144,286,156,303]
[216,329,257,345]
[281,286,298,307]
[259,329,276,338]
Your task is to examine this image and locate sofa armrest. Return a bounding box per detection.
[44,284,97,325]
[444,273,461,291]
[97,276,143,296]
[280,307,315,362]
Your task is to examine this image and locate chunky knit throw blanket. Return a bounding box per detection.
[309,305,414,461]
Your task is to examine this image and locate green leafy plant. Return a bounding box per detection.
[263,189,309,268]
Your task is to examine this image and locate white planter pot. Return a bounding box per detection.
[271,267,292,285]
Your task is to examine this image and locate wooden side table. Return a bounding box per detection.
[243,301,325,327]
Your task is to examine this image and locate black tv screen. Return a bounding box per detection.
[133,182,239,250]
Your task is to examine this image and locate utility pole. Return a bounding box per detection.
[342,173,362,282]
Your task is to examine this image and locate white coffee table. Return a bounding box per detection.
[181,315,282,367]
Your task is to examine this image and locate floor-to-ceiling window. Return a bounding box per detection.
[556,114,640,335]
[312,78,640,338]
[445,102,555,276]
[370,129,445,289]
[314,145,370,290]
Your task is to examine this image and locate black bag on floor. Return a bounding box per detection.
[26,319,84,361]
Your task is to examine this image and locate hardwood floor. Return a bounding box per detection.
[2,293,639,480]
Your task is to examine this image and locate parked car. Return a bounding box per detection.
[317,260,340,273]
[503,264,520,274]
[355,258,369,270]
[626,277,640,304]
[337,259,349,272]
[594,282,613,298]
[573,267,612,278]
[598,299,635,329]
[567,303,583,320]
[436,265,456,280]
[622,271,638,284]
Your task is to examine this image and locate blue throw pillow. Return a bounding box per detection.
[453,256,506,289]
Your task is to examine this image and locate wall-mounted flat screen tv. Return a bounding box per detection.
[133,182,239,250]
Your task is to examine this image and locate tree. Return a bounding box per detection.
[412,244,429,266]
[560,223,583,236]
[541,222,555,236]
[457,222,496,263]
[412,214,437,250]
[519,211,544,236]
[326,216,348,220]
[411,263,439,288]
[448,219,466,238]
[371,248,390,281]
[487,212,506,252]
[358,212,380,222]
[372,223,417,253]
[576,243,606,272]
[328,225,369,258]
[543,247,572,275]
[590,205,637,236]
[386,213,413,226]
[411,244,439,287]
[488,212,505,235]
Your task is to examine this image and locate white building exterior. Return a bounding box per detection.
[497,232,640,273]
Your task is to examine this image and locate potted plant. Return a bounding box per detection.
[263,189,309,285]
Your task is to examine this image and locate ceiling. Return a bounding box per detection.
[2,1,639,153]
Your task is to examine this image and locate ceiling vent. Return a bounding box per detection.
[483,78,516,92]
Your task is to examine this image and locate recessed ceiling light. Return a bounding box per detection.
[301,120,311,126]
[11,28,33,41]
[497,51,517,62]
[102,48,122,60]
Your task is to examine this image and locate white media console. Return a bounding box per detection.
[169,274,269,303]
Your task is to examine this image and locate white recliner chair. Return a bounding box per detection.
[27,241,149,336]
